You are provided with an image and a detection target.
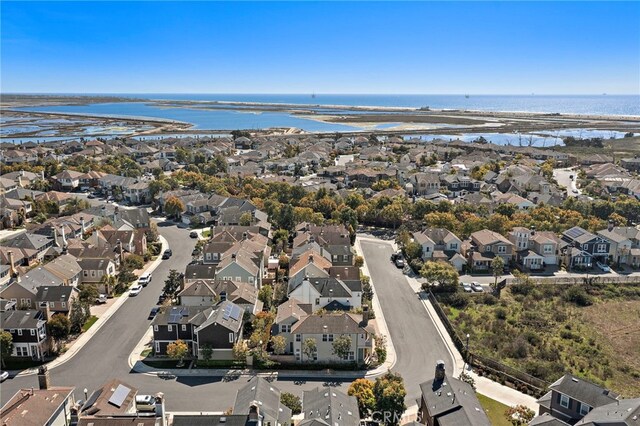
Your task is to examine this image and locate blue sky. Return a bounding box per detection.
[2,1,639,94]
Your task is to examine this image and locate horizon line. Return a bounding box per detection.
[2,92,639,97]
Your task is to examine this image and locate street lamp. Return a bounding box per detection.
[84,388,88,401]
[462,333,470,373]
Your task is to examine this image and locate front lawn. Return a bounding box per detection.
[82,316,99,332]
[437,280,640,396]
[477,393,511,426]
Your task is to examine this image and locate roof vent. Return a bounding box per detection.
[572,378,579,383]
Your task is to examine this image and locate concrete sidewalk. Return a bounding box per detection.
[15,235,169,377]
[405,274,539,411]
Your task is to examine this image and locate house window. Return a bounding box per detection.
[450,243,458,250]
[154,325,158,332]
[281,324,290,333]
[424,247,430,253]
[295,334,301,342]
[17,329,22,336]
[229,332,235,343]
[235,277,241,282]
[543,245,553,253]
[168,325,173,332]
[155,342,160,353]
[181,324,187,332]
[323,334,334,342]
[49,302,55,308]
[16,347,28,357]
[315,298,320,305]
[61,302,66,309]
[597,244,607,253]
[485,246,491,252]
[579,403,591,416]
[348,351,355,361]
[30,329,35,336]
[220,291,227,301]
[248,276,254,284]
[560,394,570,408]
[498,245,507,253]
[84,271,89,277]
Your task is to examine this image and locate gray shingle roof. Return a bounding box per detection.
[548,374,618,409]
[420,373,490,426]
[576,398,640,425]
[233,377,292,425]
[303,387,360,426]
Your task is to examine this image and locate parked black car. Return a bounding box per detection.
[162,249,172,259]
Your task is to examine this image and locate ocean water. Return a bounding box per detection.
[95,93,639,116]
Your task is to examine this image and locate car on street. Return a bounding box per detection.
[162,249,172,259]
[471,282,484,292]
[189,231,198,238]
[148,307,160,319]
[572,189,579,194]
[88,193,96,199]
[138,273,152,287]
[192,248,200,256]
[569,174,574,179]
[461,282,473,292]
[596,261,610,272]
[129,285,143,296]
[158,294,167,304]
[95,294,108,304]
[394,257,405,268]
[0,371,9,382]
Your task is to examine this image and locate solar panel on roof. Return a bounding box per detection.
[230,305,241,321]
[108,384,131,408]
[82,388,103,411]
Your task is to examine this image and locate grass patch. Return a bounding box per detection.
[82,316,99,332]
[194,360,246,369]
[141,348,152,357]
[477,393,511,426]
[438,281,640,396]
[201,230,211,238]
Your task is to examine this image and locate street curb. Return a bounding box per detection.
[14,235,169,378]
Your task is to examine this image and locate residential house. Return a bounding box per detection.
[77,258,117,293]
[273,299,313,354]
[1,309,49,360]
[466,229,514,270]
[152,301,243,360]
[561,227,611,270]
[536,374,618,425]
[232,377,292,426]
[575,398,640,426]
[3,232,54,261]
[597,226,633,265]
[52,169,84,190]
[408,173,441,196]
[42,254,82,286]
[288,276,361,311]
[78,379,139,418]
[1,382,74,426]
[530,231,562,266]
[290,311,374,363]
[509,227,544,271]
[413,228,465,271]
[36,286,79,316]
[418,361,490,426]
[178,279,262,314]
[611,226,640,267]
[302,387,361,426]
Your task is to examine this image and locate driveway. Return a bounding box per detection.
[359,239,455,405]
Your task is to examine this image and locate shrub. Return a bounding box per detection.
[446,292,470,309]
[495,307,508,320]
[563,286,593,306]
[280,392,302,415]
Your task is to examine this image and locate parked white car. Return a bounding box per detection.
[596,261,610,272]
[95,294,108,304]
[471,282,484,292]
[138,273,152,287]
[0,371,9,382]
[135,395,156,412]
[129,285,143,296]
[461,282,473,293]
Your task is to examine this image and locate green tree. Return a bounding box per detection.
[280,392,302,415]
[258,285,273,310]
[233,340,249,361]
[47,314,71,349]
[167,339,189,366]
[491,256,505,297]
[272,229,289,250]
[348,379,376,418]
[239,212,253,226]
[271,335,286,355]
[373,372,407,426]
[164,195,185,219]
[163,269,184,299]
[332,335,352,360]
[69,299,90,334]
[125,254,145,270]
[79,285,99,303]
[0,331,13,368]
[403,241,422,261]
[302,338,317,361]
[420,261,459,292]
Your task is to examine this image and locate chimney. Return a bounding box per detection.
[52,226,60,248]
[530,226,536,236]
[309,254,314,263]
[243,232,247,240]
[608,220,614,232]
[41,170,45,180]
[80,216,86,234]
[210,225,215,239]
[37,366,50,390]
[361,305,370,327]
[7,251,16,277]
[155,392,167,426]
[231,253,236,260]
[60,225,67,248]
[248,402,262,425]
[117,239,125,263]
[38,301,51,321]
[435,360,446,381]
[114,206,120,223]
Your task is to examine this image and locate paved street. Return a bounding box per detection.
[553,167,581,197]
[359,239,454,405]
